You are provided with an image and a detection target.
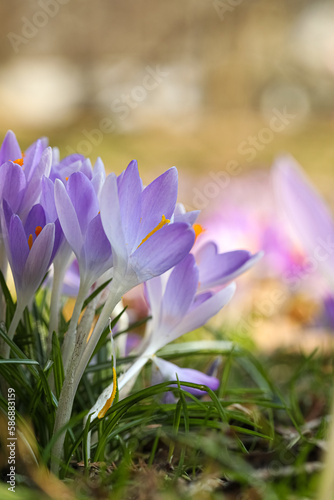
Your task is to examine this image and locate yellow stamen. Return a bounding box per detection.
[137,214,170,248]
[65,176,69,181]
[193,223,205,241]
[98,367,117,419]
[28,226,43,250]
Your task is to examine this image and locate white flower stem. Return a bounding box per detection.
[61,281,89,374]
[73,280,124,387]
[51,281,123,473]
[47,262,67,355]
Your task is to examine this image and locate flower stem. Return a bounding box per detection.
[61,282,88,374]
[47,262,67,355]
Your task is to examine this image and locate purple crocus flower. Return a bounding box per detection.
[273,155,334,289]
[55,171,113,369]
[142,253,236,355]
[87,254,235,419]
[55,171,113,289]
[79,162,195,378]
[99,161,195,290]
[151,356,219,397]
[50,152,106,199]
[0,200,56,349]
[0,131,51,223]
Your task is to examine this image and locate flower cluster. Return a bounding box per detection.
[0,131,261,471]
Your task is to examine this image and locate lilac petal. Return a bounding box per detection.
[50,159,82,183]
[173,203,200,225]
[41,176,57,221]
[131,222,195,282]
[196,242,263,290]
[100,174,127,266]
[162,254,198,327]
[67,172,99,233]
[20,147,52,220]
[81,214,112,282]
[189,291,213,310]
[137,167,178,243]
[50,218,63,263]
[54,179,83,255]
[0,162,26,213]
[22,223,55,300]
[174,210,200,226]
[24,204,46,241]
[152,357,219,396]
[79,158,93,179]
[117,160,142,250]
[274,156,334,281]
[0,131,21,165]
[145,277,164,321]
[24,138,49,181]
[172,282,236,341]
[93,157,106,178]
[8,215,29,284]
[61,259,80,296]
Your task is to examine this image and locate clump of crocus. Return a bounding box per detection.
[0,131,262,474]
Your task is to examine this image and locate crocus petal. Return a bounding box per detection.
[131,222,195,282]
[24,138,49,181]
[137,167,178,243]
[152,357,219,396]
[67,172,99,233]
[24,204,46,240]
[8,215,29,284]
[81,214,113,284]
[170,282,236,343]
[162,254,198,327]
[100,173,127,266]
[0,130,21,165]
[21,223,55,301]
[196,242,263,290]
[54,179,83,255]
[41,176,57,221]
[145,276,164,324]
[20,147,52,220]
[117,160,142,250]
[0,161,26,213]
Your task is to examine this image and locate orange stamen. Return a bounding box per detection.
[13,158,24,166]
[193,223,205,241]
[28,234,33,250]
[98,367,117,419]
[28,226,43,250]
[137,215,170,248]
[65,176,69,181]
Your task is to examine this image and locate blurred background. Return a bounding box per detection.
[2,0,334,349]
